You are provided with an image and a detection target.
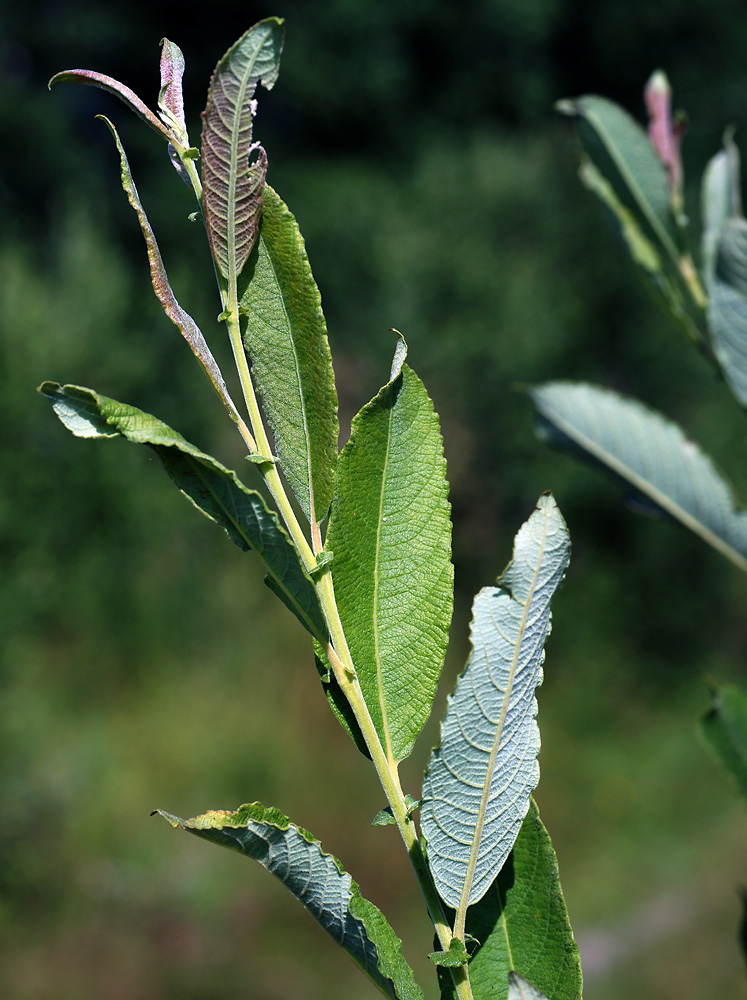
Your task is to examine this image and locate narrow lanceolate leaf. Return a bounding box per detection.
[439,802,582,1000]
[239,186,338,523]
[706,213,747,408]
[421,496,569,913]
[49,68,177,145]
[158,38,187,136]
[557,94,706,337]
[100,116,241,423]
[325,343,453,763]
[531,381,747,573]
[701,136,741,282]
[38,383,326,639]
[698,683,747,800]
[157,803,425,1000]
[202,18,284,281]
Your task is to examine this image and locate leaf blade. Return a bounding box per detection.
[158,803,425,1000]
[38,383,327,639]
[698,683,747,800]
[421,496,570,912]
[439,801,582,1000]
[531,380,747,572]
[239,185,339,523]
[326,346,453,763]
[202,18,284,281]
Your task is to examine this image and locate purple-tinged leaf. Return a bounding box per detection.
[49,69,177,146]
[159,38,187,135]
[99,116,241,423]
[201,18,284,281]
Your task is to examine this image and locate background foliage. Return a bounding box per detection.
[2,1,747,998]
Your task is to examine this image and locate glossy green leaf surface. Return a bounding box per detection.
[532,381,747,573]
[698,683,747,800]
[99,117,241,421]
[421,496,570,911]
[326,344,453,763]
[202,18,284,281]
[39,383,326,639]
[158,803,425,1000]
[239,185,338,523]
[438,802,581,1000]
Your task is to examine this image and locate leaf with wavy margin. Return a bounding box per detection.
[438,801,581,1000]
[239,185,338,523]
[422,496,569,917]
[202,18,284,282]
[157,803,425,1000]
[531,380,747,573]
[325,340,453,763]
[38,383,326,639]
[99,116,240,422]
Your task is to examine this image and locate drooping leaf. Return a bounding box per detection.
[99,116,241,423]
[698,683,747,800]
[325,341,453,764]
[701,134,741,282]
[438,801,582,1000]
[239,185,338,523]
[531,380,747,573]
[421,496,570,913]
[202,18,284,282]
[557,93,705,339]
[49,68,177,145]
[39,383,326,639]
[157,803,425,1000]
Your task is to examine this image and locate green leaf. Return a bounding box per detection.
[439,801,582,1000]
[313,640,371,760]
[239,185,339,523]
[701,134,741,283]
[98,116,241,423]
[157,803,425,1000]
[39,383,327,639]
[531,380,747,573]
[202,18,284,282]
[421,496,570,913]
[698,683,747,800]
[429,937,469,968]
[325,341,453,763]
[558,93,705,338]
[706,215,747,408]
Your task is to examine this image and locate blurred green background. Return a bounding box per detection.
[2,1,747,998]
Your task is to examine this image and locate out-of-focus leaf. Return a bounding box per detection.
[326,340,453,764]
[438,802,582,1000]
[157,803,425,1000]
[701,135,741,282]
[558,93,705,340]
[531,381,747,573]
[421,496,569,913]
[705,207,747,407]
[98,116,241,422]
[49,68,177,145]
[239,185,338,524]
[38,383,326,639]
[698,683,747,800]
[202,18,284,282]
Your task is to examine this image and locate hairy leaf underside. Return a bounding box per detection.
[421,495,570,912]
[159,804,425,1000]
[202,18,284,281]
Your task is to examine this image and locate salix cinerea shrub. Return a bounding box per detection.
[45,19,581,1000]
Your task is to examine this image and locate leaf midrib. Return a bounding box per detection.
[373,402,395,766]
[457,508,549,921]
[543,398,747,573]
